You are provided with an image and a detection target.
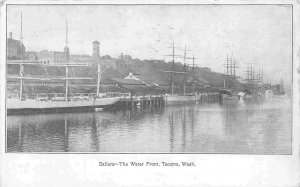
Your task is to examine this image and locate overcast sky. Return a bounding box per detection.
[7,5,292,86]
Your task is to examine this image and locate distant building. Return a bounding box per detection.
[118,53,135,66]
[7,32,25,60]
[119,53,132,60]
[24,51,38,60]
[36,50,69,64]
[200,67,211,72]
[70,54,93,64]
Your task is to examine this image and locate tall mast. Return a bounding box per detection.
[245,63,252,92]
[261,68,264,84]
[250,65,252,87]
[183,45,187,96]
[251,66,255,92]
[183,45,187,64]
[19,12,24,100]
[250,65,253,90]
[65,19,69,101]
[185,54,197,93]
[163,41,186,95]
[64,19,70,63]
[65,19,68,47]
[192,54,195,93]
[233,59,236,80]
[19,12,24,60]
[257,68,261,92]
[223,58,226,89]
[226,53,229,89]
[258,68,261,84]
[232,59,236,90]
[230,52,233,79]
[246,66,248,86]
[20,12,23,43]
[96,43,101,97]
[183,63,187,96]
[223,74,226,88]
[248,66,250,90]
[171,41,175,95]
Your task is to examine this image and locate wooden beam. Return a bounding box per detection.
[7,60,91,67]
[7,75,93,80]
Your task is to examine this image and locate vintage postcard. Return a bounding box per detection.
[0,0,299,186]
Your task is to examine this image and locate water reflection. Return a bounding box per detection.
[7,97,292,154]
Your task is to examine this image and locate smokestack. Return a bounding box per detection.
[9,32,12,39]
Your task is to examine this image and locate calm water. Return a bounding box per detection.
[7,97,292,154]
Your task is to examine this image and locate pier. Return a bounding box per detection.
[116,94,165,110]
[115,92,220,110]
[199,93,220,103]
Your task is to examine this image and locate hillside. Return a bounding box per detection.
[7,55,244,95]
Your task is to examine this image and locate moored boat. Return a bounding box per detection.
[7,93,121,114]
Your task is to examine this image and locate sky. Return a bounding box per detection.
[7,5,292,86]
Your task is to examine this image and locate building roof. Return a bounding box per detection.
[125,73,169,87]
[7,38,24,49]
[109,78,145,85]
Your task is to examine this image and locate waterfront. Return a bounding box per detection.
[7,96,291,154]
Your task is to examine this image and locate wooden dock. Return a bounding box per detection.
[116,95,165,110]
[115,92,220,110]
[199,93,220,103]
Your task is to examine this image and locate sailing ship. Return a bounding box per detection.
[242,64,265,102]
[7,17,121,114]
[6,60,121,114]
[273,79,285,95]
[163,42,201,105]
[219,54,240,103]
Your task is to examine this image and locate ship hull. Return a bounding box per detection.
[164,95,201,105]
[7,97,121,115]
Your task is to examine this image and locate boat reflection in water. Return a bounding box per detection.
[7,97,291,154]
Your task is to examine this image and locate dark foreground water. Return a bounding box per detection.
[7,96,292,154]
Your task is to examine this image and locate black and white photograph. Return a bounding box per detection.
[5,3,293,153]
[1,1,299,187]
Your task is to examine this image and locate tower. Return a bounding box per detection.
[92,40,100,64]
